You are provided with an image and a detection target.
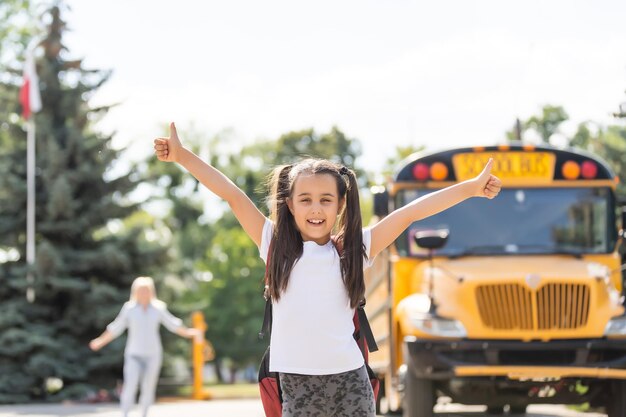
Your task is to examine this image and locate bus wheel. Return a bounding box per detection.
[375,378,384,415]
[402,370,434,417]
[607,380,626,417]
[509,405,527,414]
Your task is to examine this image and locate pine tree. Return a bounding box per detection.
[0,6,166,402]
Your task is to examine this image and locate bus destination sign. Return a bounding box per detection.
[453,152,556,182]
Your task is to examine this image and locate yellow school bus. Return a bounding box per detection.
[365,142,626,417]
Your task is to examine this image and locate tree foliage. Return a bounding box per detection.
[509,105,626,197]
[506,105,569,144]
[380,144,425,181]
[0,6,167,402]
[570,122,626,196]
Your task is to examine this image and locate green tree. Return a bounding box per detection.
[506,105,626,196]
[0,6,166,402]
[570,122,626,197]
[380,144,425,180]
[140,125,214,284]
[507,105,569,144]
[240,126,366,191]
[0,0,35,67]
[0,0,37,128]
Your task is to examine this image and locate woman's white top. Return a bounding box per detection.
[258,218,374,375]
[106,301,183,356]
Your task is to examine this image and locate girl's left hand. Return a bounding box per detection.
[474,158,502,199]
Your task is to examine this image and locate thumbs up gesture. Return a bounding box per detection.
[474,158,501,199]
[154,122,183,163]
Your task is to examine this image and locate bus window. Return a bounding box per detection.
[397,187,615,257]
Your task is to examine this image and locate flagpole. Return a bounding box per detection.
[21,40,41,303]
[26,118,36,303]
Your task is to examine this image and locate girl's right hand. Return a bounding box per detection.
[154,122,183,163]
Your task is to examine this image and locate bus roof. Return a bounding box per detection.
[394,141,616,183]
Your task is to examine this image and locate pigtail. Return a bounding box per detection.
[335,167,366,309]
[266,164,302,301]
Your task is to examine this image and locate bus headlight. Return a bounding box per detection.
[398,294,467,338]
[408,314,467,338]
[604,316,626,336]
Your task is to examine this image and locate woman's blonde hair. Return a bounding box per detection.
[129,276,158,302]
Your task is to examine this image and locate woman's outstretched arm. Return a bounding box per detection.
[154,123,266,247]
[89,302,130,351]
[368,159,501,259]
[89,330,114,351]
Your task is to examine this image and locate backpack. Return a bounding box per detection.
[257,237,380,417]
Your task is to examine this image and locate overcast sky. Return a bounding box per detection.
[62,0,626,174]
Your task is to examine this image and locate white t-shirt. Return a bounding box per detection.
[106,301,183,356]
[259,218,374,375]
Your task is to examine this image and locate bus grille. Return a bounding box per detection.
[475,283,590,331]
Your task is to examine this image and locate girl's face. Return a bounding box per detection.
[287,173,344,245]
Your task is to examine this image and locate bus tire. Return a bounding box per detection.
[509,405,527,414]
[375,377,384,415]
[606,380,626,417]
[402,369,434,417]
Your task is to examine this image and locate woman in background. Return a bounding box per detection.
[89,276,202,417]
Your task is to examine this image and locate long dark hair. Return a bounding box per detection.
[265,158,366,309]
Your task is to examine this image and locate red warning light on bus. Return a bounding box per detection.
[413,163,430,181]
[581,161,597,179]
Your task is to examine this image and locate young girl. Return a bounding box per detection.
[89,276,202,417]
[153,123,501,416]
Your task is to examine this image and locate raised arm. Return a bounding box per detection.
[368,159,501,258]
[154,123,266,247]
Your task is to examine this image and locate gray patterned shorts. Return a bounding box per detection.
[278,365,376,417]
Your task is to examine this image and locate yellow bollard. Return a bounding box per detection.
[191,311,213,400]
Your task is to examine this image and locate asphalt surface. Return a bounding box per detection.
[0,400,611,417]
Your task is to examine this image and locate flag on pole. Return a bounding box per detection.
[19,50,42,120]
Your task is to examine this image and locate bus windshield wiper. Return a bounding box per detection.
[449,244,586,259]
[518,244,585,258]
[448,245,510,259]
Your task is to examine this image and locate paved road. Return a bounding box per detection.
[0,400,608,417]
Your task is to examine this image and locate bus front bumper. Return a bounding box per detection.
[404,336,626,380]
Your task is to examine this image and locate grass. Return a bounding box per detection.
[172,383,260,400]
[206,383,260,399]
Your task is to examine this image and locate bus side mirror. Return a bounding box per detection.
[414,229,450,250]
[414,229,450,311]
[372,186,389,218]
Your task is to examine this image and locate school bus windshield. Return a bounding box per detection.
[397,187,616,258]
